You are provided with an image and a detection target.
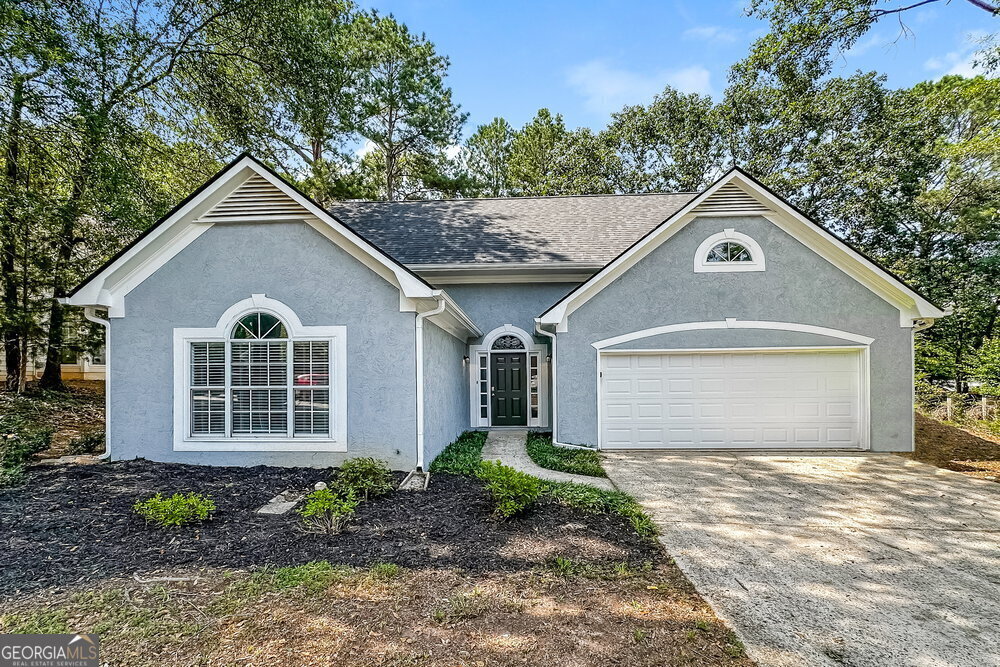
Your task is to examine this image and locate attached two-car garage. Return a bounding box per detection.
[599,349,865,450]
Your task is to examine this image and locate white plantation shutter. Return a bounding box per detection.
[293,341,330,436]
[190,342,225,435]
[187,316,333,440]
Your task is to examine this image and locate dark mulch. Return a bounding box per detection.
[0,460,661,600]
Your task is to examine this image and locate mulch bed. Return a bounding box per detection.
[0,460,661,600]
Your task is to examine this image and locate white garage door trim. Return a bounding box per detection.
[597,346,870,451]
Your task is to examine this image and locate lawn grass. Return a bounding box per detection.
[526,432,606,477]
[428,430,487,475]
[0,565,750,666]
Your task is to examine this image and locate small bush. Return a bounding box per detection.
[336,457,395,500]
[476,460,541,519]
[299,486,359,534]
[429,431,487,475]
[133,492,216,528]
[69,430,105,455]
[0,427,52,487]
[526,432,605,477]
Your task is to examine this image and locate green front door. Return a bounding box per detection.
[491,353,527,426]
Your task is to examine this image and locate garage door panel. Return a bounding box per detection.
[601,350,863,449]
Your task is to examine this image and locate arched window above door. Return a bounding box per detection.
[492,335,526,350]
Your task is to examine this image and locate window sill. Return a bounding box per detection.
[174,438,347,452]
[694,263,765,273]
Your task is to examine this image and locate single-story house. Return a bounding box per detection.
[64,154,946,470]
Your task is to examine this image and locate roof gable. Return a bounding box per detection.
[65,154,439,318]
[537,168,947,330]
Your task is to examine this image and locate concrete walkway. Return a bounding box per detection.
[480,430,616,491]
[603,451,1000,667]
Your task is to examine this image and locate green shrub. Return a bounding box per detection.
[543,481,658,540]
[336,457,395,500]
[525,432,606,477]
[69,430,105,455]
[0,427,52,487]
[476,460,541,519]
[299,486,359,534]
[429,430,487,475]
[133,492,216,528]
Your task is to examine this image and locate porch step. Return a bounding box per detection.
[480,431,616,491]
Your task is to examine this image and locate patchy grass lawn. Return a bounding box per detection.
[0,563,749,666]
[0,424,748,664]
[901,413,1000,482]
[0,381,104,458]
[526,432,606,477]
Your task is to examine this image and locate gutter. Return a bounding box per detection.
[82,306,112,460]
[414,292,447,471]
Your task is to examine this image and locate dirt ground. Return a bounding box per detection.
[0,380,104,457]
[901,413,1000,481]
[0,565,750,666]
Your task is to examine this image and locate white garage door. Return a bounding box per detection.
[600,349,864,449]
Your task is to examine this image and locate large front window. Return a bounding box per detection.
[188,312,331,439]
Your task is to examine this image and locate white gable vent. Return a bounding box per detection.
[693,183,771,215]
[199,175,311,221]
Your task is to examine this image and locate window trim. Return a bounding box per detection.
[172,294,347,452]
[693,229,766,273]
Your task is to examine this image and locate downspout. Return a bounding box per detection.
[83,306,111,460]
[415,293,446,471]
[534,319,591,451]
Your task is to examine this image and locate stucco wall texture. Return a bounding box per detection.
[555,215,914,452]
[444,282,578,342]
[111,221,419,469]
[421,319,469,465]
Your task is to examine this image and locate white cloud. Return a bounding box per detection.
[924,30,994,78]
[566,60,712,115]
[683,25,740,43]
[355,139,377,158]
[444,144,463,160]
[844,33,883,57]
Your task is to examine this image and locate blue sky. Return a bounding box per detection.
[358,0,994,137]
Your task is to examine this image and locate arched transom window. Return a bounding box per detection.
[491,335,525,350]
[694,229,766,273]
[189,311,331,438]
[706,241,753,264]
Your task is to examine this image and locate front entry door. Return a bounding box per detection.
[491,353,527,426]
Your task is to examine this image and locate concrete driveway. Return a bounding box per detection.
[602,452,1000,667]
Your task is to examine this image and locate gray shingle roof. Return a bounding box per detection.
[329,193,698,265]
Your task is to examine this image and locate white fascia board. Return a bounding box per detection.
[246,163,434,300]
[537,174,737,328]
[731,174,946,321]
[538,169,946,330]
[421,289,482,340]
[66,157,436,314]
[64,164,247,313]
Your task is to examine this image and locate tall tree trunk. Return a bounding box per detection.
[39,143,95,390]
[1,77,25,392]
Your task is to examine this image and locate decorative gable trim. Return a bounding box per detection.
[537,168,947,331]
[63,155,477,335]
[198,174,311,222]
[692,182,770,215]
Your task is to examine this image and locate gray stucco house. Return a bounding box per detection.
[65,154,946,470]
